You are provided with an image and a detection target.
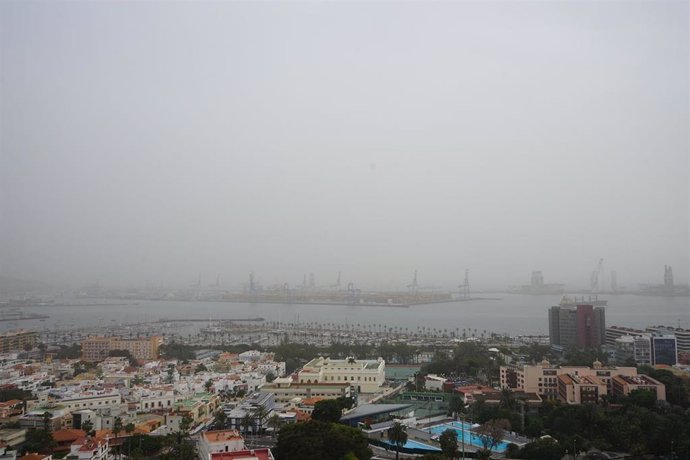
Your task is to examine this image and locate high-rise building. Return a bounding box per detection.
[81,336,163,362]
[0,330,38,353]
[651,335,678,366]
[549,304,605,348]
[645,326,690,354]
[633,336,652,365]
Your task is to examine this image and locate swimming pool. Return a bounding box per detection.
[381,439,442,451]
[429,421,510,453]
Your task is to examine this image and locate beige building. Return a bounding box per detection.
[262,378,352,404]
[500,360,639,401]
[557,374,608,404]
[612,375,666,401]
[0,330,38,353]
[81,336,162,362]
[297,357,385,393]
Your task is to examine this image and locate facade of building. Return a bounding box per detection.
[648,327,689,354]
[297,357,385,393]
[605,326,646,347]
[81,336,162,362]
[651,335,678,366]
[225,392,274,434]
[611,375,666,401]
[261,379,352,404]
[500,361,639,401]
[0,330,38,353]
[556,374,607,404]
[67,437,109,460]
[549,305,605,348]
[198,430,245,460]
[633,336,652,365]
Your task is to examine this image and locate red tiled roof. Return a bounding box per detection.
[211,448,274,460]
[20,454,51,460]
[203,429,243,442]
[53,428,86,442]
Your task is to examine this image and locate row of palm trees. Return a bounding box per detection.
[213,405,283,438]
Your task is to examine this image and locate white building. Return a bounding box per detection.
[424,374,447,391]
[297,357,385,393]
[67,437,109,460]
[197,430,245,460]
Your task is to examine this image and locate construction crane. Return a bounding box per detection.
[407,269,419,293]
[331,272,342,290]
[590,259,604,292]
[458,269,470,299]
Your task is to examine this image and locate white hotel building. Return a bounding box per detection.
[297,357,385,393]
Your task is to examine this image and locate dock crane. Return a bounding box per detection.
[458,269,470,299]
[331,272,342,290]
[407,269,418,293]
[590,259,604,293]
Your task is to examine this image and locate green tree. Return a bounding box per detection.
[251,405,268,434]
[113,416,123,438]
[241,413,253,435]
[311,399,343,423]
[81,419,94,436]
[439,428,458,459]
[22,428,56,454]
[475,418,510,456]
[267,413,282,438]
[112,416,123,458]
[274,421,372,460]
[388,422,408,460]
[204,379,214,393]
[214,409,227,429]
[515,437,565,459]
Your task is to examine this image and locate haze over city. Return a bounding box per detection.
[1,1,687,291]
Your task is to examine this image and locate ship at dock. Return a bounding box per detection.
[559,295,608,307]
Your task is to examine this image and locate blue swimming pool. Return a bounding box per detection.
[429,421,509,453]
[381,439,442,451]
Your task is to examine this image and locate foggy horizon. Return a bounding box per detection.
[1,1,688,292]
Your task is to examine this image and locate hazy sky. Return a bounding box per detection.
[1,1,688,290]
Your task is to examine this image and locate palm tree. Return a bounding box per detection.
[267,413,282,438]
[112,416,123,459]
[214,409,227,429]
[388,422,408,460]
[251,406,268,434]
[241,413,253,436]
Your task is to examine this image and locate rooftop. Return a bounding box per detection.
[210,448,274,460]
[203,430,243,443]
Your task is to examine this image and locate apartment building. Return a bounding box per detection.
[646,326,690,354]
[612,374,666,401]
[549,305,605,348]
[605,326,646,346]
[500,360,638,401]
[50,390,121,412]
[67,436,110,460]
[297,357,385,393]
[557,374,608,404]
[262,378,352,404]
[81,336,162,362]
[0,330,38,353]
[198,430,245,460]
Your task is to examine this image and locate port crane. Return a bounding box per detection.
[458,269,470,299]
[407,269,419,293]
[590,259,604,293]
[331,272,342,290]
